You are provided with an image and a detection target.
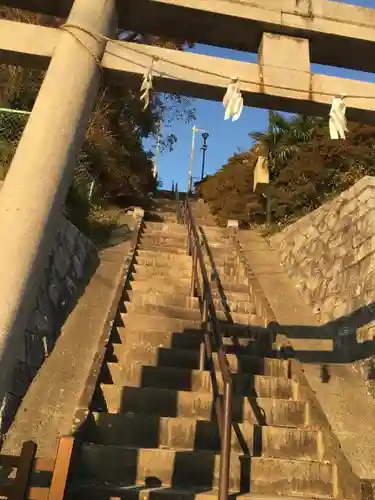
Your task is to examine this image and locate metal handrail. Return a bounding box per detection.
[175,183,183,224]
[176,191,232,500]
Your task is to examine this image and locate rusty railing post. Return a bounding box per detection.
[190,240,197,297]
[187,217,192,256]
[218,381,232,500]
[199,292,208,371]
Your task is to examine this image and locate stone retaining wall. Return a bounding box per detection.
[0,215,95,437]
[270,176,375,342]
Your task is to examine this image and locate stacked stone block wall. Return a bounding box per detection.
[271,176,375,343]
[0,215,95,437]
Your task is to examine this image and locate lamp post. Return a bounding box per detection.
[188,125,208,194]
[200,132,209,180]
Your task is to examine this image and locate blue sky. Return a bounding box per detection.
[144,0,375,191]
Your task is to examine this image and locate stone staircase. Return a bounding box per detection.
[68,198,339,500]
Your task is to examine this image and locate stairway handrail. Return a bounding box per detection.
[175,183,183,224]
[176,191,232,500]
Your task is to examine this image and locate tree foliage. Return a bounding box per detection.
[195,151,263,226]
[270,121,375,224]
[197,111,375,229]
[0,7,195,234]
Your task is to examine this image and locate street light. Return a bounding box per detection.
[200,132,209,180]
[188,125,208,194]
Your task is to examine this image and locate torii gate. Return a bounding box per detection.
[0,0,375,403]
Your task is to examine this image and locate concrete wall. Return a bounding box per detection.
[270,176,375,341]
[0,214,95,438]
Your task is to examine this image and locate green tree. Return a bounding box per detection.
[250,111,323,178]
[195,150,263,227]
[0,7,195,239]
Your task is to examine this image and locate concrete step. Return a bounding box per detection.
[200,236,229,247]
[208,265,247,280]
[152,209,177,218]
[69,485,332,500]
[211,289,250,302]
[118,314,270,341]
[133,264,192,280]
[213,297,255,315]
[162,217,179,223]
[111,343,289,378]
[212,280,249,294]
[134,254,242,280]
[114,328,274,358]
[216,310,250,324]
[85,413,322,460]
[142,231,187,242]
[125,291,199,310]
[202,253,238,263]
[101,385,308,426]
[136,249,190,262]
[204,241,237,254]
[219,321,269,336]
[137,244,187,255]
[115,327,204,350]
[128,277,191,295]
[118,306,271,345]
[214,274,249,286]
[197,224,224,234]
[120,312,201,333]
[106,364,298,399]
[135,254,191,269]
[144,222,186,234]
[289,338,335,354]
[123,303,201,322]
[75,444,334,496]
[124,298,251,325]
[139,235,187,250]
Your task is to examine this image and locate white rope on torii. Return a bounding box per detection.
[60,23,362,140]
[140,62,244,121]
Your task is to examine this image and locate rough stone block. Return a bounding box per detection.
[66,224,78,253]
[48,282,61,308]
[271,177,375,326]
[9,362,31,398]
[4,215,96,435]
[74,238,88,265]
[25,333,45,368]
[73,254,83,279]
[65,275,77,297]
[54,245,71,279]
[0,393,21,435]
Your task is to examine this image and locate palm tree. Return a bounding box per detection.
[249,111,323,225]
[250,111,323,178]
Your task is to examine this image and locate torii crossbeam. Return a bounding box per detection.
[2,0,375,72]
[1,13,375,124]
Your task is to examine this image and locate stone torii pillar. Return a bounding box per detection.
[0,0,116,404]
